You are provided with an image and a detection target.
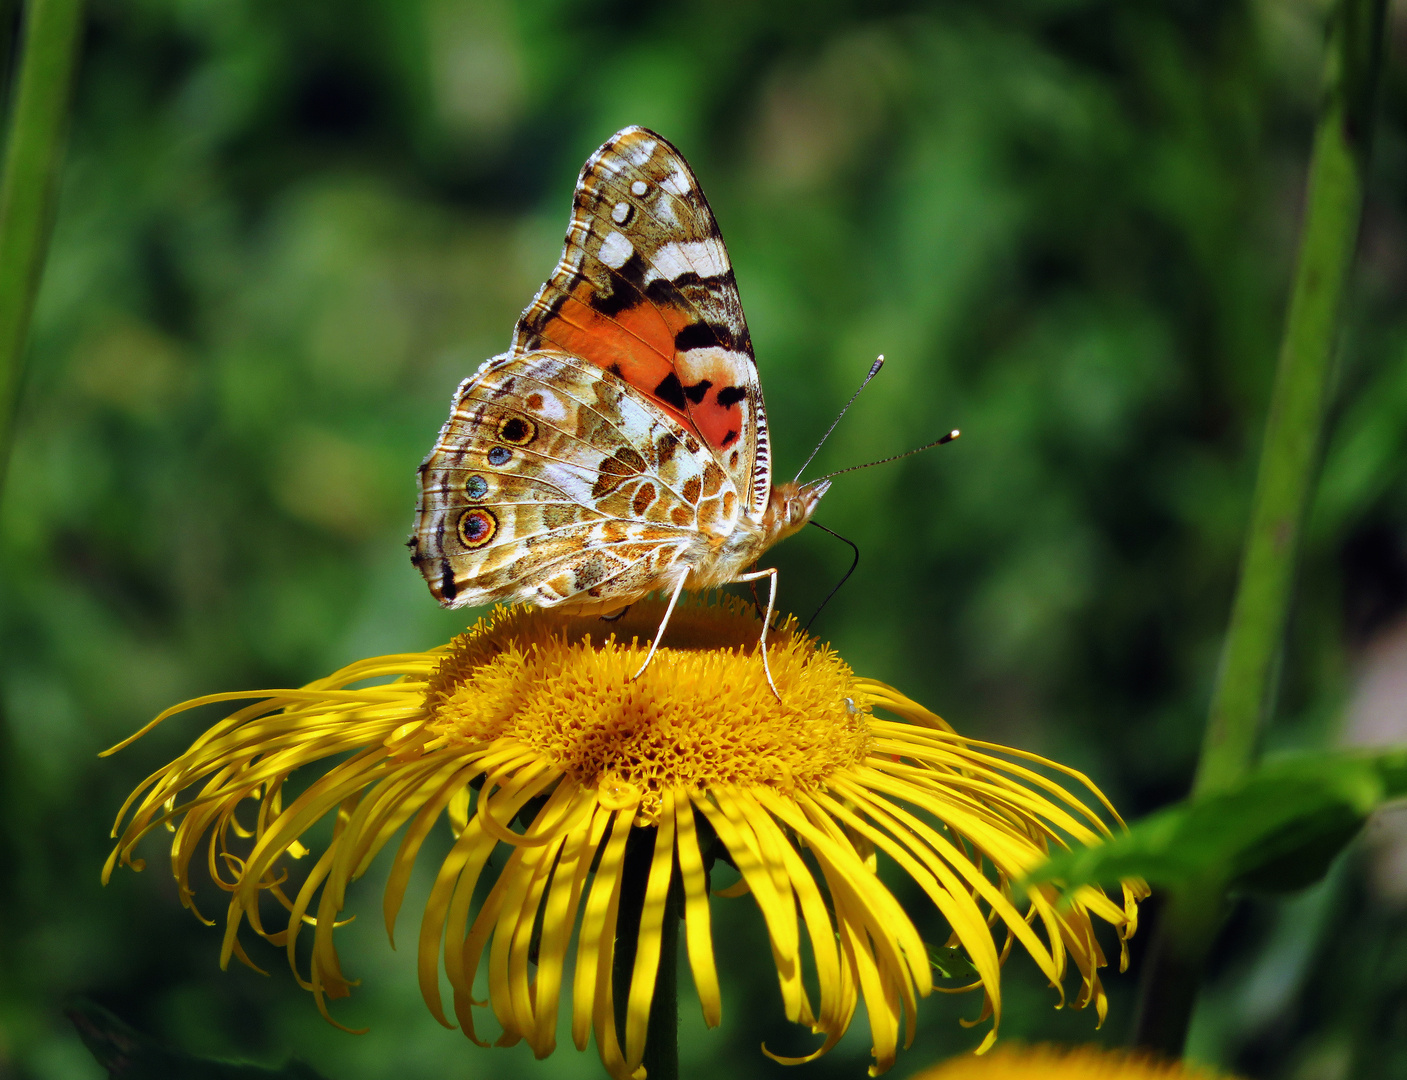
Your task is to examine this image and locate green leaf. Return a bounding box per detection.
[926,943,979,982]
[1026,748,1407,896]
[66,1000,331,1080]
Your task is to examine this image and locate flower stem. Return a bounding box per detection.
[1132,0,1387,1055]
[613,827,681,1080]
[0,0,85,498]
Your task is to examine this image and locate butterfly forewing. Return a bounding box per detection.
[512,126,771,519]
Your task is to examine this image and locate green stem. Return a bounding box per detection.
[0,0,85,498]
[1195,0,1385,800]
[1132,0,1386,1055]
[612,827,681,1080]
[1130,873,1229,1056]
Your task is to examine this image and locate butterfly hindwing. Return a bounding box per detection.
[411,351,745,611]
[512,126,771,520]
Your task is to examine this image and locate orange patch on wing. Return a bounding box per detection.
[539,289,748,456]
[674,349,748,454]
[702,461,724,498]
[541,290,686,413]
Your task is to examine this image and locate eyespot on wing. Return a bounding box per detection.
[457,508,498,548]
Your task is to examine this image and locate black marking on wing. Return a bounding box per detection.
[654,373,688,411]
[588,249,653,317]
[716,385,747,407]
[653,372,716,410]
[674,321,742,353]
[654,269,736,293]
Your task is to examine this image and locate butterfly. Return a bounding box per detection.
[410,126,830,693]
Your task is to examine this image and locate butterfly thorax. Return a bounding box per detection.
[687,478,831,590]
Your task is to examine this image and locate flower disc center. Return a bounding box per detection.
[425,597,871,811]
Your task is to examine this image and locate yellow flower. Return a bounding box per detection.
[910,1043,1238,1079]
[105,595,1145,1079]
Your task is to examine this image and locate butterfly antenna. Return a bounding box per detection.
[803,521,860,633]
[792,355,886,484]
[810,427,962,483]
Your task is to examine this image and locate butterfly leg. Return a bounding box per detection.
[732,566,781,702]
[631,572,689,681]
[745,578,764,622]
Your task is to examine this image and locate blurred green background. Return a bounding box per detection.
[3,0,1407,1077]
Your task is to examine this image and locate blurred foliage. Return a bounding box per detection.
[1031,748,1407,895]
[67,1000,327,1080]
[3,1,1407,1079]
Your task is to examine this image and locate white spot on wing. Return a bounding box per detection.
[625,139,657,166]
[630,179,648,196]
[598,230,635,270]
[533,392,567,422]
[660,166,690,196]
[540,460,596,504]
[654,193,678,225]
[649,238,730,281]
[676,346,753,388]
[530,356,572,381]
[612,201,630,224]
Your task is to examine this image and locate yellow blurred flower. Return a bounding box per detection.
[911,1043,1238,1079]
[105,596,1145,1079]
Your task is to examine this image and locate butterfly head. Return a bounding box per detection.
[763,478,831,546]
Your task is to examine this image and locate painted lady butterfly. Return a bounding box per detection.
[410,127,829,689]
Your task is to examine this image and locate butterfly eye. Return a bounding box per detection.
[457,508,498,548]
[487,446,512,467]
[497,416,537,446]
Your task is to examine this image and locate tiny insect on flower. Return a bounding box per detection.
[105,596,1145,1079]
